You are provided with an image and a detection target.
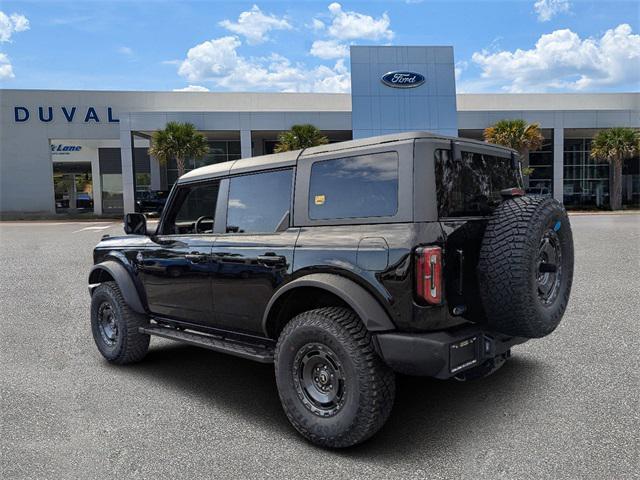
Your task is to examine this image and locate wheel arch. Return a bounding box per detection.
[262,273,396,339]
[88,260,146,314]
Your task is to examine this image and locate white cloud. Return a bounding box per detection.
[219,5,291,45]
[118,46,134,56]
[534,0,570,22]
[307,4,393,60]
[471,24,640,92]
[310,39,349,59]
[325,3,393,41]
[177,36,350,93]
[310,18,325,31]
[0,11,29,42]
[173,85,210,92]
[228,199,247,209]
[178,36,242,82]
[0,52,14,79]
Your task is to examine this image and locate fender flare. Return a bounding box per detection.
[88,260,146,314]
[262,273,396,336]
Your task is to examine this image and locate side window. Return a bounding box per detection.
[308,151,399,220]
[226,169,292,233]
[162,182,219,234]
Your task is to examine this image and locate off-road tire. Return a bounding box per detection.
[478,196,574,338]
[274,307,395,448]
[90,281,150,364]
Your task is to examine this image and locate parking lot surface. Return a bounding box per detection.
[1,215,638,479]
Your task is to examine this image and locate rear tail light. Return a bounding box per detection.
[416,246,443,305]
[500,187,525,198]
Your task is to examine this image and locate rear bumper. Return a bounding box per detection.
[374,325,527,379]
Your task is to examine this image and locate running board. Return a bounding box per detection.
[139,325,274,363]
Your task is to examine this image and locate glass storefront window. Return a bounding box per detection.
[53,162,94,213]
[136,173,151,192]
[528,136,553,195]
[622,155,640,207]
[102,173,124,214]
[563,137,610,209]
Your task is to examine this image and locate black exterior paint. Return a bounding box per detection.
[91,134,523,356]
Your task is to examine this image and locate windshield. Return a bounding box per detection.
[435,149,522,217]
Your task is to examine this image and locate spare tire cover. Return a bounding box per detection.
[477,196,574,338]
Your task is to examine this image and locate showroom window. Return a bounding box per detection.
[166,140,241,187]
[563,138,610,208]
[528,134,554,196]
[99,148,124,214]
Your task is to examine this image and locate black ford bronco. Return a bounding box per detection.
[89,132,574,448]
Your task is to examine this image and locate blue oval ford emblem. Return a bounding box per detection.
[381,71,425,88]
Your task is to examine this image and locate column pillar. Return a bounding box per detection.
[553,127,564,202]
[240,129,252,159]
[120,117,136,213]
[91,149,103,215]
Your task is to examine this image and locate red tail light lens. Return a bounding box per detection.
[416,246,443,304]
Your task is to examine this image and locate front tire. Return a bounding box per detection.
[274,307,395,448]
[90,281,150,364]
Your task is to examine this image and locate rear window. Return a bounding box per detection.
[309,152,399,220]
[435,149,521,217]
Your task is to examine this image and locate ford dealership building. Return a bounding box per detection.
[1,46,638,216]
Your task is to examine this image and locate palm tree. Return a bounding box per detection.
[148,122,209,178]
[274,124,329,153]
[483,119,544,179]
[590,127,640,211]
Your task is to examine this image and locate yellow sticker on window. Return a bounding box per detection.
[314,194,326,205]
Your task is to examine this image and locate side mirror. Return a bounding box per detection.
[124,213,147,235]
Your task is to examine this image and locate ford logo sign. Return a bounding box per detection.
[381,71,425,89]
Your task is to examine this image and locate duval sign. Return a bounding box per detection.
[13,106,119,123]
[381,71,426,88]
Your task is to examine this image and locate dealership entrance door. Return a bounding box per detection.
[53,162,94,213]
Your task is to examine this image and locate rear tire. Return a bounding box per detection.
[90,281,150,364]
[274,307,395,448]
[478,196,574,338]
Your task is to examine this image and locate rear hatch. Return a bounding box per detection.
[434,148,522,323]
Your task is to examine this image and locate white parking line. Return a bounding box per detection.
[0,222,105,226]
[72,224,114,233]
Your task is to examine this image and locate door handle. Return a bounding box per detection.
[257,253,286,266]
[185,253,208,263]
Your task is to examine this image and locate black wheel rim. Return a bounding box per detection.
[97,301,118,346]
[292,343,346,417]
[536,228,562,306]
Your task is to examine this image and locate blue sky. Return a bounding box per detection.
[0,0,638,93]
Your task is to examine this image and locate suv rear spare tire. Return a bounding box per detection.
[477,196,574,338]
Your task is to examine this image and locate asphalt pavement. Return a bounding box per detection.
[1,215,638,479]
